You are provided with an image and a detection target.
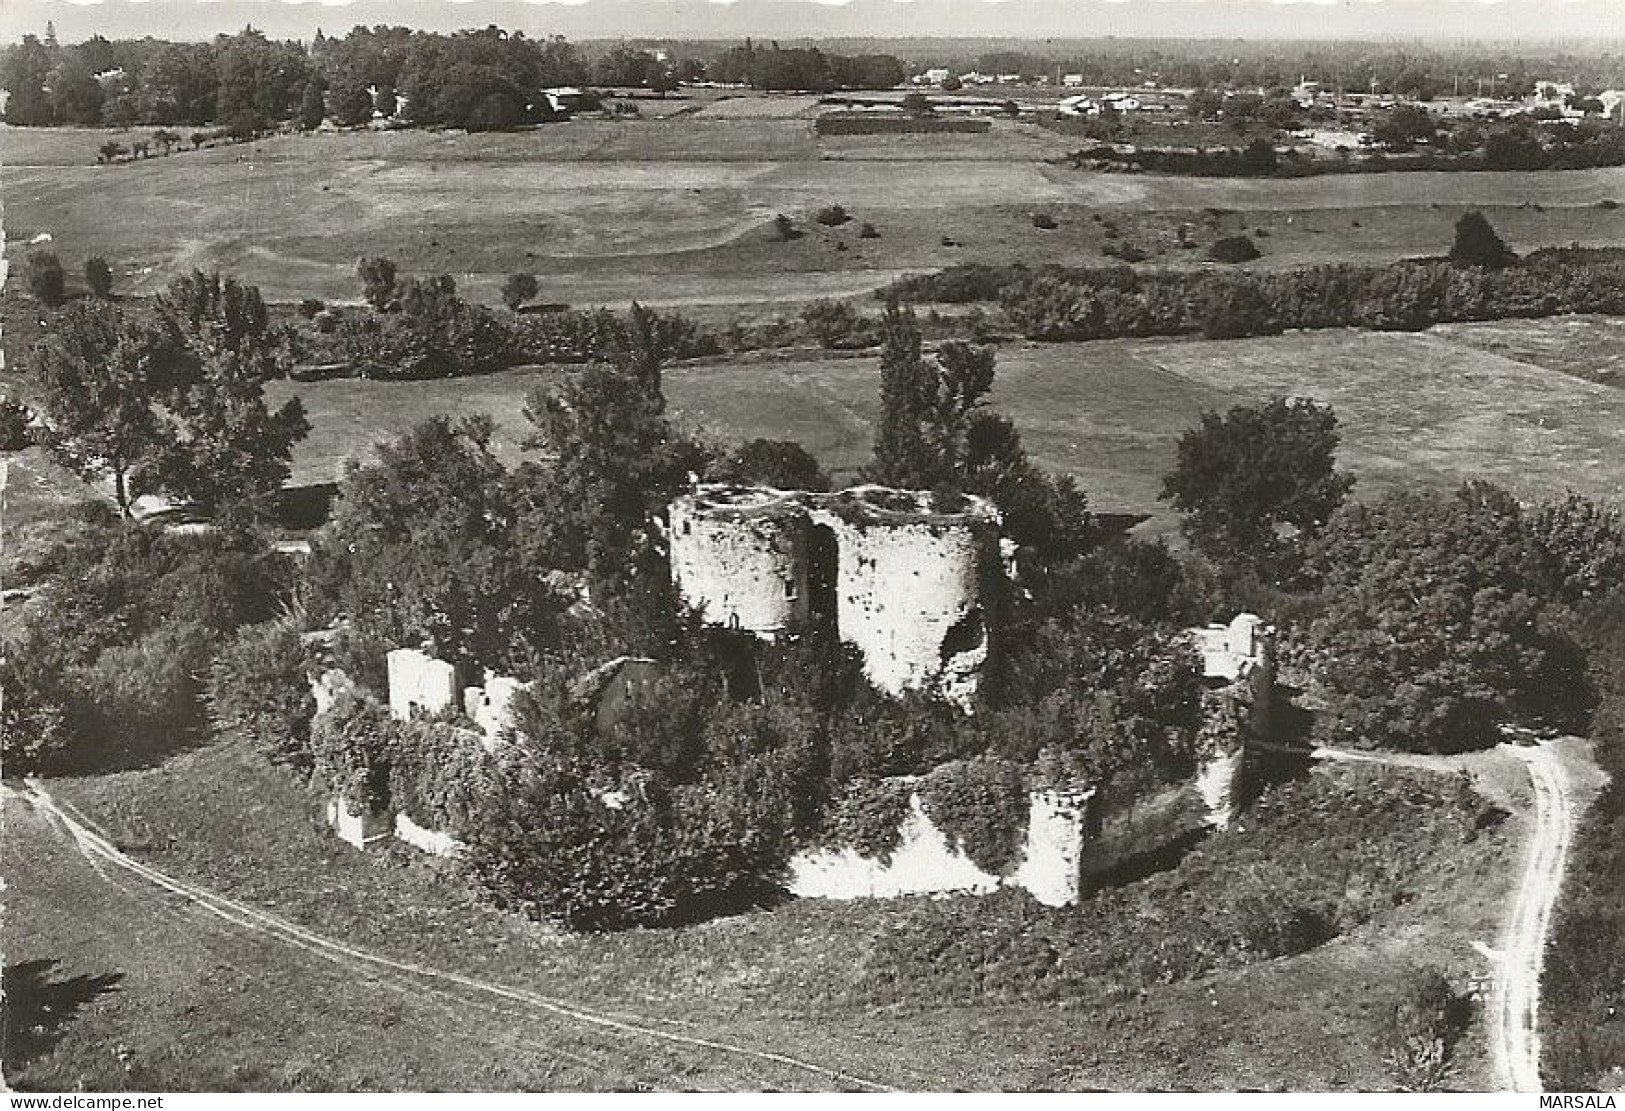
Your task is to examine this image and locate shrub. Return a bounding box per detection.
[1031,211,1058,230]
[501,272,539,312]
[308,691,393,811]
[1450,210,1517,270]
[298,298,326,319]
[207,619,316,775]
[72,620,217,753]
[801,298,866,349]
[918,756,1031,875]
[1208,235,1262,263]
[858,221,880,239]
[356,256,398,311]
[773,213,799,241]
[0,398,34,451]
[1,647,71,775]
[465,761,778,931]
[814,204,851,227]
[819,778,915,863]
[84,256,114,298]
[388,718,502,833]
[1380,968,1471,1092]
[27,252,66,307]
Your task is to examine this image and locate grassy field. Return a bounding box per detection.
[5,121,1622,316]
[252,316,1625,530]
[5,737,1518,1091]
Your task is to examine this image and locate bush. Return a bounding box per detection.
[818,778,915,863]
[207,619,316,775]
[1449,210,1517,270]
[918,756,1031,875]
[801,298,866,349]
[0,398,34,451]
[84,256,114,298]
[72,620,217,753]
[1208,235,1262,263]
[298,298,326,319]
[773,213,799,241]
[388,718,502,833]
[465,761,778,930]
[858,221,880,239]
[501,272,539,312]
[813,204,851,227]
[1380,968,1471,1091]
[27,252,66,307]
[1031,211,1058,230]
[308,691,393,812]
[1,647,70,775]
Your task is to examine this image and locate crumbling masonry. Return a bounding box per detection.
[669,484,1000,710]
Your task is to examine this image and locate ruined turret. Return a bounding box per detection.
[668,485,811,638]
[807,486,1000,711]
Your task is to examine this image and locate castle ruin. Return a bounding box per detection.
[669,484,1001,710]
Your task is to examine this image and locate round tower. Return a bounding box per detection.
[668,486,811,639]
[807,486,1000,710]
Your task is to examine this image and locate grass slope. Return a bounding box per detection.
[9,738,1519,1091]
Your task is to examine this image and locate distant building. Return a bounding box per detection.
[1062,74,1085,88]
[922,67,951,85]
[544,87,584,114]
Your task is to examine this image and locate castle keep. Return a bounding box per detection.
[669,484,1001,709]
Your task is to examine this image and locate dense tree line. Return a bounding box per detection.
[0,25,914,129]
[883,238,1625,344]
[0,24,588,131]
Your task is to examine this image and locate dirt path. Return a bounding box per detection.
[1488,744,1573,1093]
[1291,740,1581,1091]
[6,779,894,1092]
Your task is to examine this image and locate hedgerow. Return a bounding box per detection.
[881,248,1625,343]
[818,778,915,863]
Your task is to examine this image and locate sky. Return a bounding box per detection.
[3,0,1623,44]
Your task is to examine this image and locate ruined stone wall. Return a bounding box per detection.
[463,670,529,750]
[386,648,462,721]
[669,486,811,638]
[1189,613,1277,828]
[786,786,1090,907]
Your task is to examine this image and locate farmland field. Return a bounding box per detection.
[260,316,1625,531]
[5,120,1623,316]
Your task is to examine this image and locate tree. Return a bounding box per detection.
[357,256,398,311]
[326,67,374,127]
[308,414,562,673]
[706,439,829,491]
[867,301,994,490]
[1308,484,1560,752]
[1449,211,1517,270]
[151,129,182,155]
[502,272,539,312]
[27,251,66,306]
[97,140,126,165]
[1161,397,1354,580]
[298,77,327,130]
[1369,103,1439,152]
[84,256,114,298]
[30,302,190,514]
[148,271,310,513]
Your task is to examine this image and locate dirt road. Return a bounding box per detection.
[3,780,893,1092]
[1489,744,1575,1093]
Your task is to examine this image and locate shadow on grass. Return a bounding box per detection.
[2,959,124,1076]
